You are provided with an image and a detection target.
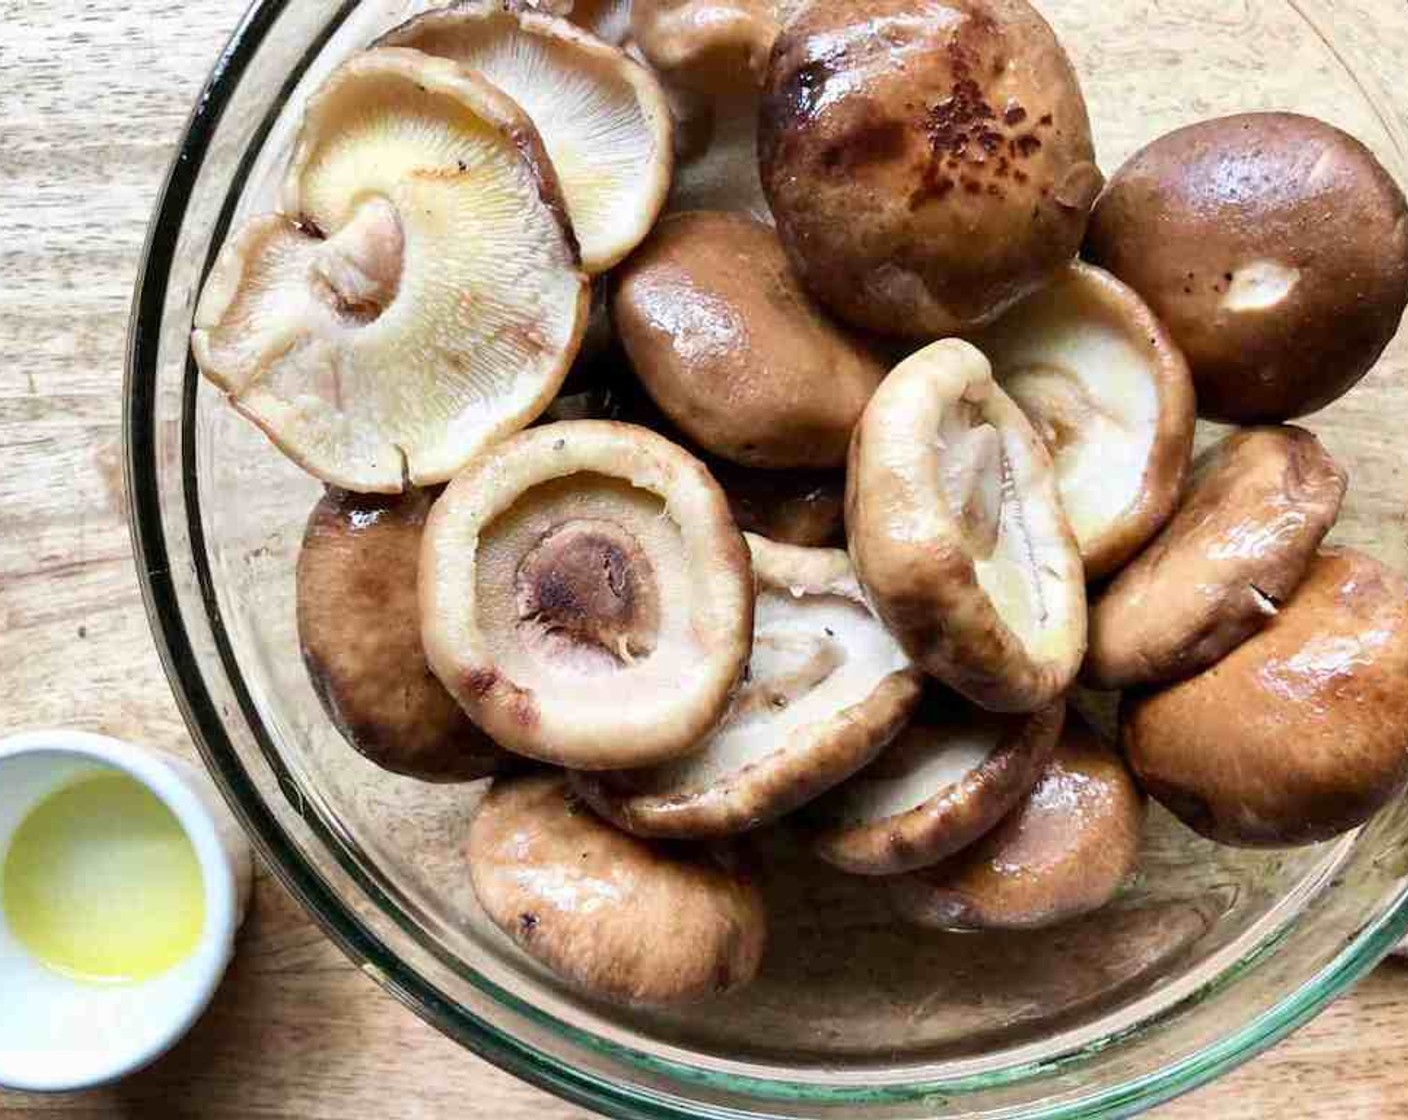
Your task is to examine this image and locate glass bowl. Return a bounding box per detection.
[126,0,1408,1116]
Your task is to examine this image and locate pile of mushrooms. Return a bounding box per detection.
[196,0,1408,1008]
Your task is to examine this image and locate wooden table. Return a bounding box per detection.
[3,0,1408,1116]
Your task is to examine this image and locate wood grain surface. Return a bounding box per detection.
[3,0,1408,1116]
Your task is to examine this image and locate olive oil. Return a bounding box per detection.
[2,774,205,984]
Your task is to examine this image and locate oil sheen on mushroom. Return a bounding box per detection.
[297,487,515,782]
[1122,548,1408,848]
[891,714,1145,930]
[468,774,767,1005]
[1086,426,1347,690]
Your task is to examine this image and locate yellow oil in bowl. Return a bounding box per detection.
[2,774,206,984]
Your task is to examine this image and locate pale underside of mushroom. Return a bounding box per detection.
[192,49,588,492]
[847,339,1087,713]
[572,534,920,837]
[381,6,673,273]
[421,421,753,770]
[974,262,1195,580]
[812,698,1063,876]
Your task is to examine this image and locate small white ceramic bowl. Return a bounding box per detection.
[0,730,253,1093]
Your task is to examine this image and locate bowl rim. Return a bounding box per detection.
[124,1,1408,1116]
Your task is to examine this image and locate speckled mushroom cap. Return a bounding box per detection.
[847,339,1087,713]
[973,260,1196,580]
[1086,426,1347,690]
[468,774,767,1005]
[1122,548,1408,848]
[811,695,1063,876]
[758,0,1102,338]
[420,421,753,770]
[572,533,922,838]
[891,714,1145,930]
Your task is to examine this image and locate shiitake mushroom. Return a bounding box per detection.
[468,774,766,1005]
[421,421,753,770]
[297,487,516,782]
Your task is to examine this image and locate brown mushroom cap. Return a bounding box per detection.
[421,421,753,770]
[714,462,845,548]
[1122,548,1408,848]
[508,0,632,44]
[811,696,1063,876]
[297,488,515,782]
[1086,112,1408,423]
[613,211,886,469]
[847,339,1087,713]
[631,0,780,94]
[1087,426,1347,690]
[468,774,767,1005]
[380,5,673,274]
[758,0,1102,339]
[572,534,922,837]
[973,261,1196,580]
[891,714,1145,930]
[191,48,589,493]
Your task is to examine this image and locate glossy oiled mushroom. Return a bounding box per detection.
[1122,548,1408,848]
[758,0,1103,338]
[1087,113,1408,423]
[1086,427,1347,690]
[572,535,922,837]
[890,715,1145,930]
[973,261,1196,580]
[847,339,1087,713]
[381,4,673,273]
[297,488,514,783]
[811,696,1063,876]
[468,774,767,1005]
[191,49,588,492]
[420,421,753,770]
[613,211,886,469]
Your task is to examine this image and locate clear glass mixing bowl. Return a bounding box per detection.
[126,1,1408,1115]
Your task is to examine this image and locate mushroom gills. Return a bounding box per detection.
[194,50,587,491]
[1001,347,1156,561]
[381,6,672,272]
